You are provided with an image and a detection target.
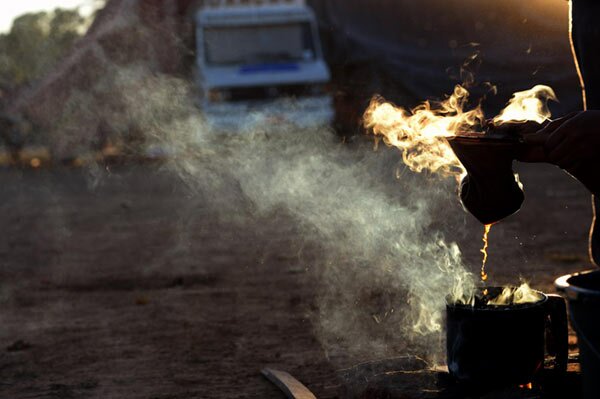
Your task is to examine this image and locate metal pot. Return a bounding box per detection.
[556,270,600,399]
[446,287,568,388]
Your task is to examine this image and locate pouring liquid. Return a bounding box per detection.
[480,224,492,295]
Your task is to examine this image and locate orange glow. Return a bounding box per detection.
[30,158,41,168]
[519,382,533,390]
[480,224,492,284]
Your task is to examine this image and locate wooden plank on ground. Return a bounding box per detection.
[262,368,318,399]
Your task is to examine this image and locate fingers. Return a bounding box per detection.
[537,111,580,135]
[545,115,587,169]
[546,121,574,151]
[520,111,582,166]
[521,111,600,188]
[523,112,579,146]
[518,112,580,163]
[533,112,579,148]
[547,137,583,169]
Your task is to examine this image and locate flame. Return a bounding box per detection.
[493,85,557,124]
[486,283,543,306]
[363,85,484,178]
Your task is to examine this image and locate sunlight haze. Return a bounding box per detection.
[0,0,100,33]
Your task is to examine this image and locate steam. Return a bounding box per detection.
[453,283,544,307]
[493,85,557,124]
[487,283,543,306]
[363,82,557,181]
[62,65,476,365]
[363,85,483,178]
[44,61,561,366]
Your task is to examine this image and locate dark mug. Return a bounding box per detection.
[446,287,568,388]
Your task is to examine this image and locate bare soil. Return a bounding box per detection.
[0,157,592,398]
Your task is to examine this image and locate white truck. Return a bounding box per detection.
[194,0,334,131]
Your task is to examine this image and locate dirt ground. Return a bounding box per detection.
[0,152,593,398]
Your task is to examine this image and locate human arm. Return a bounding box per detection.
[521,110,600,195]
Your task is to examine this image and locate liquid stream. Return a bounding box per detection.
[480,224,492,295]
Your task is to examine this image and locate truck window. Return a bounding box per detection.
[204,22,316,65]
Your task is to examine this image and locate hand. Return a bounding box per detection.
[517,112,578,163]
[523,110,600,193]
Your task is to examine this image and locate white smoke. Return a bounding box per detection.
[59,65,476,366]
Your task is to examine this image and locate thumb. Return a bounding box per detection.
[536,112,580,135]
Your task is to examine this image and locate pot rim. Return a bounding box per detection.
[446,286,547,311]
[555,269,600,299]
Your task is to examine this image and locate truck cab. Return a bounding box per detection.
[194,0,333,131]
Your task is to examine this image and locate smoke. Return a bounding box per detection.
[52,64,476,366]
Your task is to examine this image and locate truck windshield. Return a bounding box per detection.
[204,22,316,65]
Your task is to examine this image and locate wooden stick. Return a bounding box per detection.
[261,368,317,399]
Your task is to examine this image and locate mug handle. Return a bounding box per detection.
[544,294,568,373]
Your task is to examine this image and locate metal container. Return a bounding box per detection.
[556,270,600,399]
[446,134,525,225]
[446,287,568,388]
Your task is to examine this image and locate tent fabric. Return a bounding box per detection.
[309,0,582,116]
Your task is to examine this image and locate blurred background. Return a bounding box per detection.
[0,1,592,398]
[0,0,581,161]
